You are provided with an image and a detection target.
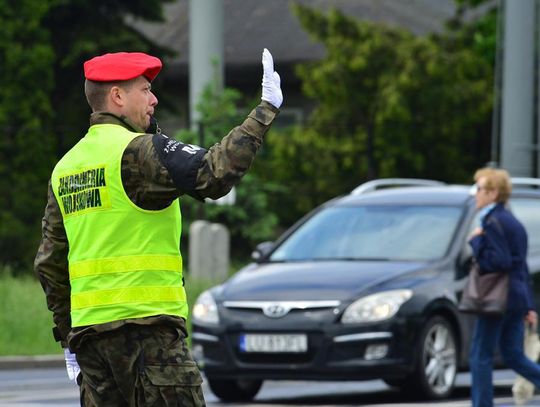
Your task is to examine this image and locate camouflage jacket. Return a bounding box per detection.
[34,101,279,348]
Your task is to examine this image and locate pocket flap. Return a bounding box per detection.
[144,362,203,386]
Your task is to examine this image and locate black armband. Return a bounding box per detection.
[152,134,207,195]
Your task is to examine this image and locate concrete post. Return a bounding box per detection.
[189,220,230,282]
[209,223,230,282]
[500,0,535,176]
[188,0,224,129]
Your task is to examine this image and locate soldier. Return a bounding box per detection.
[34,49,282,406]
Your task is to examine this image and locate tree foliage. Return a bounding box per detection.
[0,0,174,273]
[0,0,56,270]
[257,3,494,223]
[447,0,499,66]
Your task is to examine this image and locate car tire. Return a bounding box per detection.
[207,378,263,402]
[409,315,458,400]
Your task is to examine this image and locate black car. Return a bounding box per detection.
[191,178,540,401]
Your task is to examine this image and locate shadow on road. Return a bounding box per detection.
[214,384,520,405]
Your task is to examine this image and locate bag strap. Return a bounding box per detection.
[484,214,512,273]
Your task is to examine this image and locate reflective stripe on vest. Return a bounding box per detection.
[51,124,185,327]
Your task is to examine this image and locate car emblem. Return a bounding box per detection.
[262,303,290,318]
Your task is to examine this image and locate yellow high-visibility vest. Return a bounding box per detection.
[51,124,186,327]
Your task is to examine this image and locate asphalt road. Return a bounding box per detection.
[2,367,540,406]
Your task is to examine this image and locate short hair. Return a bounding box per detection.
[84,78,138,111]
[474,167,512,203]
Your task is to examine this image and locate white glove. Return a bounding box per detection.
[261,48,283,109]
[64,348,81,382]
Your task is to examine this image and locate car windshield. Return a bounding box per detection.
[270,205,463,262]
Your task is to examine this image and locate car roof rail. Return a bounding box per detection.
[350,178,445,195]
[511,177,540,189]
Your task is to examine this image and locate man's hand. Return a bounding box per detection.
[64,348,81,382]
[261,48,283,109]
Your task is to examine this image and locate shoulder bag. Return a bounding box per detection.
[458,217,509,316]
[458,260,509,316]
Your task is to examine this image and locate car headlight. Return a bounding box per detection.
[192,290,219,324]
[341,289,413,324]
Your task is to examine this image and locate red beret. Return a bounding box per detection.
[84,52,162,82]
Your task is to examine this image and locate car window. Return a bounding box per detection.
[511,198,540,255]
[270,205,463,262]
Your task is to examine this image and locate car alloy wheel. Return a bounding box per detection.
[416,316,458,399]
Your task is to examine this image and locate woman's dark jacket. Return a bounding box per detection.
[469,203,535,313]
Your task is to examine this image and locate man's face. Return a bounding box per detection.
[122,76,158,130]
[475,176,498,209]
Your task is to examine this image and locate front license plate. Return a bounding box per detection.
[239,334,308,353]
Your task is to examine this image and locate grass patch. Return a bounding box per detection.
[0,273,59,356]
[0,270,225,356]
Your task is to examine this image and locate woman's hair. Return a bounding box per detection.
[84,78,137,111]
[474,167,512,203]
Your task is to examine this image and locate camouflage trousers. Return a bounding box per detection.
[74,324,206,407]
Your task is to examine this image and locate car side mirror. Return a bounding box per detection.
[251,241,274,262]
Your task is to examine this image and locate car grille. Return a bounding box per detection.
[236,352,314,364]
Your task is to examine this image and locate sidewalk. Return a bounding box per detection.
[0,354,63,370]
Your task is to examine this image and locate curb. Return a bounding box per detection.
[0,354,64,370]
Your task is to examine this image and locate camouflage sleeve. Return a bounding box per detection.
[122,136,180,210]
[195,101,279,199]
[34,181,71,345]
[122,101,279,208]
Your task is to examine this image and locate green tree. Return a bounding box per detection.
[0,0,56,271]
[449,0,499,66]
[258,4,493,224]
[376,34,493,181]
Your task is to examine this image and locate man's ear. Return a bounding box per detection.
[109,86,124,108]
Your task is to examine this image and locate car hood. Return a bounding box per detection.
[219,260,428,302]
